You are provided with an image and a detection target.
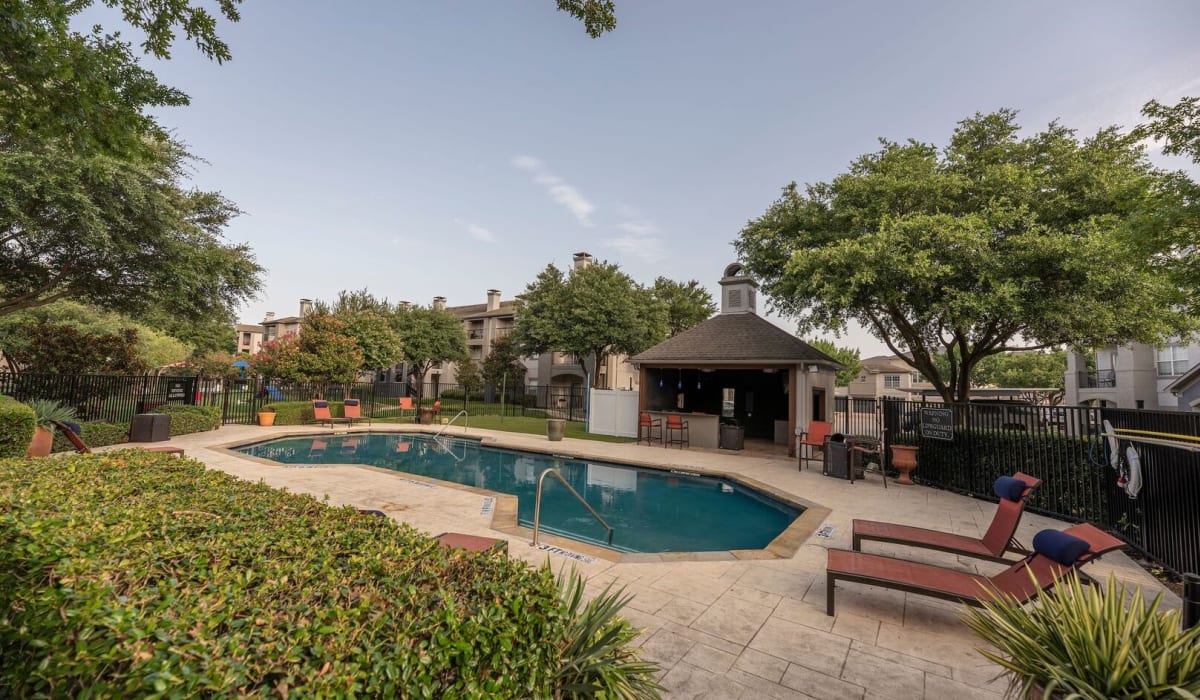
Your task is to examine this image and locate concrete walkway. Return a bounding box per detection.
[138,423,1177,699]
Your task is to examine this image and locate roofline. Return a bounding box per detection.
[631,359,845,370]
[1166,362,1200,394]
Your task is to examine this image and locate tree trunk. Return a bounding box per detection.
[591,350,605,389]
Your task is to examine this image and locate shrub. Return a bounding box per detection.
[0,396,35,458]
[264,400,347,425]
[0,453,660,697]
[438,389,485,402]
[24,398,77,430]
[51,422,130,453]
[156,404,221,435]
[964,572,1200,698]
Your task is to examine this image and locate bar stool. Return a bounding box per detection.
[665,415,689,449]
[638,412,662,445]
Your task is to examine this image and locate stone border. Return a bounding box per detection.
[211,425,830,563]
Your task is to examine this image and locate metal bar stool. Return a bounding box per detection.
[638,412,662,445]
[665,415,689,449]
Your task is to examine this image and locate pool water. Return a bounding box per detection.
[238,433,803,553]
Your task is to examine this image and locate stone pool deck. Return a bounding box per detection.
[133,423,1178,699]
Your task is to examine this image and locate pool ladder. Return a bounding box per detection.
[434,410,468,438]
[532,468,614,547]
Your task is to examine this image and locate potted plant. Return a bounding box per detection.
[26,399,77,458]
[964,572,1200,698]
[258,405,277,427]
[889,444,918,484]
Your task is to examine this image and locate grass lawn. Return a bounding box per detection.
[374,414,634,443]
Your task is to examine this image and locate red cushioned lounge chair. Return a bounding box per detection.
[50,420,184,456]
[853,472,1041,563]
[342,398,364,426]
[826,522,1124,616]
[312,400,333,428]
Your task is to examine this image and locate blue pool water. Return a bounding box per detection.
[238,433,802,553]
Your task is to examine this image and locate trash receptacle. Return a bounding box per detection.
[719,424,744,450]
[130,413,171,442]
[823,439,851,479]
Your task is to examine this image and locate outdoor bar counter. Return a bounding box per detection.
[644,411,720,449]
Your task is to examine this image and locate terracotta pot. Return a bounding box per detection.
[27,426,53,458]
[546,419,566,442]
[890,444,919,485]
[258,411,276,427]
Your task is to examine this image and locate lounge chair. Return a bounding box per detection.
[312,400,333,427]
[397,397,414,421]
[826,523,1124,616]
[343,398,363,426]
[853,473,1041,563]
[308,439,327,458]
[797,420,833,469]
[49,420,184,456]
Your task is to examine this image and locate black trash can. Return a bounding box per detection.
[823,439,851,479]
[130,413,171,442]
[719,424,744,451]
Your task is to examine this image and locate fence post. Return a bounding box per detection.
[1184,573,1200,631]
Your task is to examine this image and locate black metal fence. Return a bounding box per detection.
[0,373,199,424]
[845,398,1200,576]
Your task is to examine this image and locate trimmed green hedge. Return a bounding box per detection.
[51,422,129,453]
[0,396,35,458]
[264,400,348,425]
[0,453,658,697]
[157,404,221,435]
[439,389,485,402]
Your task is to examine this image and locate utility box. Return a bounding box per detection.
[719,424,744,451]
[130,413,171,442]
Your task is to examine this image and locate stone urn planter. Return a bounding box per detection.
[27,426,54,458]
[890,444,919,485]
[546,418,566,442]
[257,409,276,427]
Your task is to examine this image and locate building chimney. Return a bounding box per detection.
[718,263,758,315]
[299,298,313,316]
[486,289,501,311]
[264,311,275,322]
[398,300,411,311]
[572,251,593,271]
[433,296,447,311]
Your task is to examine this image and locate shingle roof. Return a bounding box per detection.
[447,300,516,319]
[630,313,843,366]
[235,324,264,333]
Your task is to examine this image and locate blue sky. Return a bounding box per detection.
[101,1,1200,354]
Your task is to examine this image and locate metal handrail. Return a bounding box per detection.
[434,410,467,438]
[532,467,614,546]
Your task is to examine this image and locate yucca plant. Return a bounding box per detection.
[25,398,77,430]
[554,568,664,699]
[963,571,1200,699]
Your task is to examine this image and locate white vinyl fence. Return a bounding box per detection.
[588,389,639,438]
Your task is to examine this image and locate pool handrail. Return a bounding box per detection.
[434,410,468,438]
[533,467,614,547]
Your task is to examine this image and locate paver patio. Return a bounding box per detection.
[139,423,1179,699]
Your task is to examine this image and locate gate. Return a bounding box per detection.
[199,377,263,425]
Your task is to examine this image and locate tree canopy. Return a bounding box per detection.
[735,109,1199,403]
[973,351,1067,391]
[482,335,528,389]
[392,306,468,398]
[805,339,861,387]
[513,261,665,389]
[315,290,403,372]
[250,314,362,388]
[652,277,716,337]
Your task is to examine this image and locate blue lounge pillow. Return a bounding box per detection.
[1032,529,1091,566]
[344,399,359,406]
[993,476,1026,502]
[313,400,329,408]
[61,420,83,436]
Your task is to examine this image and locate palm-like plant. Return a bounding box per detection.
[554,568,663,699]
[963,571,1200,699]
[25,399,77,430]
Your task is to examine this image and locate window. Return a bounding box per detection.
[1157,345,1189,376]
[911,372,926,384]
[884,375,901,389]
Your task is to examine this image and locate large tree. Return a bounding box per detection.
[973,351,1067,391]
[315,290,403,372]
[392,306,468,400]
[805,339,860,387]
[736,110,1198,403]
[514,261,666,389]
[652,277,716,337]
[250,314,362,390]
[482,335,528,388]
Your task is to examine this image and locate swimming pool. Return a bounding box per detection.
[237,433,803,554]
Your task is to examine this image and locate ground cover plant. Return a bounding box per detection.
[157,404,221,434]
[50,421,129,452]
[0,452,659,698]
[0,395,35,457]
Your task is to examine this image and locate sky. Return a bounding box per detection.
[92,0,1200,355]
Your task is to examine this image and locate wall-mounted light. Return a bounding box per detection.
[808,364,820,374]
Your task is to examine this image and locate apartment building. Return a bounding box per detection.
[234,324,264,355]
[260,299,313,343]
[1065,339,1199,410]
[847,355,934,399]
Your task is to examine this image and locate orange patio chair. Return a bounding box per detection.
[312,400,333,427]
[637,412,662,445]
[826,523,1125,616]
[50,420,183,456]
[853,473,1041,562]
[665,414,689,449]
[797,420,833,469]
[343,398,364,426]
[397,397,414,421]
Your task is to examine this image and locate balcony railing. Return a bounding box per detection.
[467,330,484,340]
[1079,370,1116,388]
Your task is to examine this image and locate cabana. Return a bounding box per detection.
[629,264,842,454]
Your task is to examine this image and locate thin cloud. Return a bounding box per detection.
[617,220,660,236]
[604,235,667,263]
[510,155,595,226]
[454,218,498,243]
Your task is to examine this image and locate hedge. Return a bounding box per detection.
[0,396,35,458]
[0,453,658,697]
[156,404,221,435]
[439,389,485,402]
[51,422,129,453]
[264,400,347,425]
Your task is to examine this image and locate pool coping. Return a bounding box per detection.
[211,425,831,564]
